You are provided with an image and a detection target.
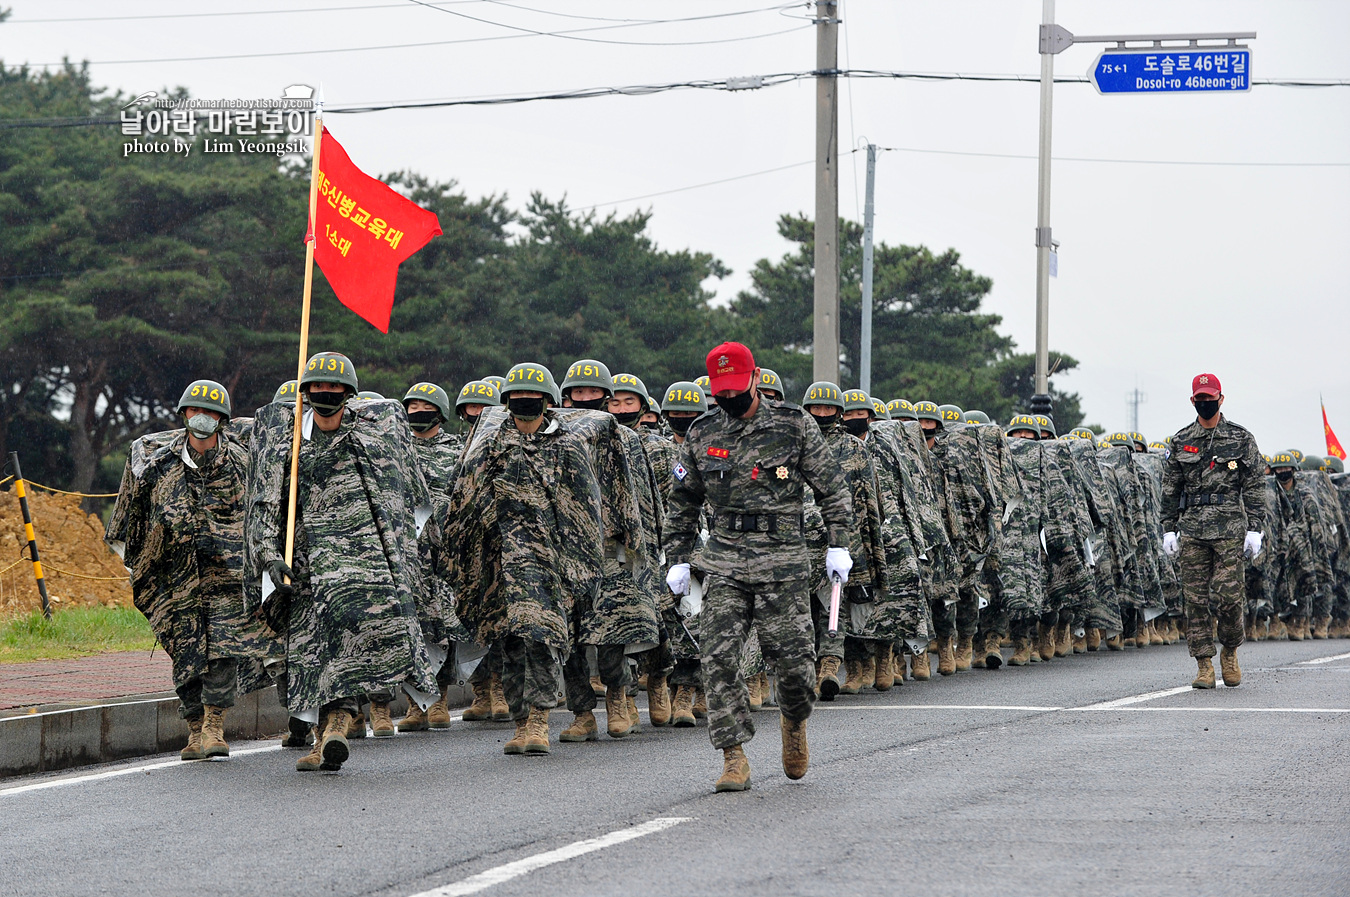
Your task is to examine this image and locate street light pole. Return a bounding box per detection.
[1030,0,1056,419]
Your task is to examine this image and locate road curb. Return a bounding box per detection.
[0,683,471,779]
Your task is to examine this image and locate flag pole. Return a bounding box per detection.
[283,91,325,573]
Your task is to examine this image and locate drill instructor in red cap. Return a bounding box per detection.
[1160,373,1266,689]
[663,342,855,792]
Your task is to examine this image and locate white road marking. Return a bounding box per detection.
[812,703,1062,712]
[1104,707,1350,713]
[0,744,281,797]
[1298,651,1350,666]
[411,817,689,897]
[1071,686,1195,710]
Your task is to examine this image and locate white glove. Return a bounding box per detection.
[825,547,853,584]
[1162,532,1179,557]
[666,563,691,596]
[1243,531,1263,558]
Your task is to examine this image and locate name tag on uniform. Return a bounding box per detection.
[707,447,730,459]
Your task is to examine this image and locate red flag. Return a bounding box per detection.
[1324,400,1346,460]
[309,126,441,332]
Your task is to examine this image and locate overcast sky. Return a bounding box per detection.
[8,0,1349,455]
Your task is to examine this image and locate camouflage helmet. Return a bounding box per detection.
[1269,451,1297,470]
[610,372,651,409]
[357,391,384,400]
[871,397,891,420]
[1322,456,1344,473]
[561,359,613,398]
[888,399,917,421]
[300,352,358,394]
[272,380,299,405]
[1070,427,1096,441]
[694,375,711,393]
[483,375,507,394]
[647,396,661,414]
[1103,432,1133,447]
[938,404,964,425]
[177,379,231,418]
[802,381,844,410]
[757,368,785,399]
[1129,431,1147,449]
[841,388,874,416]
[661,381,707,415]
[455,379,502,414]
[964,410,991,425]
[1006,414,1040,437]
[1148,440,1170,452]
[502,362,561,405]
[912,401,942,424]
[403,382,451,420]
[1286,449,1305,464]
[1300,455,1325,471]
[1034,414,1056,438]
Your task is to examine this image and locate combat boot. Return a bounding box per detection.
[489,673,511,721]
[1054,623,1072,657]
[525,707,550,753]
[398,699,429,732]
[714,745,751,792]
[1105,632,1124,651]
[1036,623,1055,663]
[1219,647,1241,687]
[604,686,630,738]
[938,635,957,676]
[817,655,843,699]
[590,675,605,697]
[671,686,697,727]
[761,672,778,705]
[503,718,529,755]
[369,700,395,737]
[874,646,896,690]
[648,675,672,726]
[1191,657,1216,690]
[1150,621,1166,646]
[910,649,931,681]
[860,656,876,689]
[1289,618,1305,641]
[1072,632,1087,654]
[693,689,708,719]
[461,679,492,721]
[955,635,974,671]
[281,716,312,748]
[1312,617,1330,640]
[560,711,599,742]
[781,715,809,780]
[201,705,229,758]
[1086,628,1102,652]
[322,709,353,770]
[427,684,452,729]
[296,716,325,771]
[1008,637,1032,667]
[180,717,205,761]
[748,673,764,711]
[626,693,642,734]
[1272,618,1288,640]
[983,632,1004,670]
[840,659,864,695]
[347,709,367,739]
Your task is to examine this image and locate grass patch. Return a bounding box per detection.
[0,606,155,663]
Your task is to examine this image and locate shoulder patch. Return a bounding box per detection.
[673,462,687,481]
[1181,445,1200,453]
[707,446,730,459]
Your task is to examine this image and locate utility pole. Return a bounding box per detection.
[1126,386,1148,432]
[812,0,840,384]
[1029,0,1056,422]
[859,142,876,394]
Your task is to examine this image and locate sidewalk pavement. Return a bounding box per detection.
[1,651,174,716]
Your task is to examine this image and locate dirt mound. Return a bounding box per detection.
[0,488,133,619]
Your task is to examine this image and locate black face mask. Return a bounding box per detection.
[463,412,481,426]
[812,411,841,432]
[1194,399,1220,420]
[508,395,545,421]
[407,409,441,432]
[569,397,607,411]
[307,392,346,417]
[715,389,755,419]
[922,425,939,441]
[842,417,870,438]
[613,410,643,427]
[639,420,662,432]
[1275,470,1295,483]
[666,415,696,437]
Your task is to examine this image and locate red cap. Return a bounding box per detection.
[1191,373,1221,397]
[706,342,756,394]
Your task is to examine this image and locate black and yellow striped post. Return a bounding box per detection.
[9,453,52,620]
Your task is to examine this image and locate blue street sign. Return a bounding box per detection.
[1090,48,1251,94]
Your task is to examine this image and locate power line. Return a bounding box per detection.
[473,1,804,26]
[8,2,485,23]
[875,145,1350,167]
[576,160,816,212]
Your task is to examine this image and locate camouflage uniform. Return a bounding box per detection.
[107,422,274,720]
[1065,438,1126,634]
[410,428,471,684]
[928,425,995,642]
[1004,438,1049,631]
[244,400,437,718]
[1162,416,1266,658]
[665,397,854,750]
[1040,440,1098,635]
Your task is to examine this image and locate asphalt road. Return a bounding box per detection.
[4,639,1348,897]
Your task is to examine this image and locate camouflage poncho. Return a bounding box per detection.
[858,424,934,642]
[244,400,437,713]
[106,422,274,697]
[411,428,471,652]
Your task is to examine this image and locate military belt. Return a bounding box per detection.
[717,512,800,534]
[1180,492,1226,509]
